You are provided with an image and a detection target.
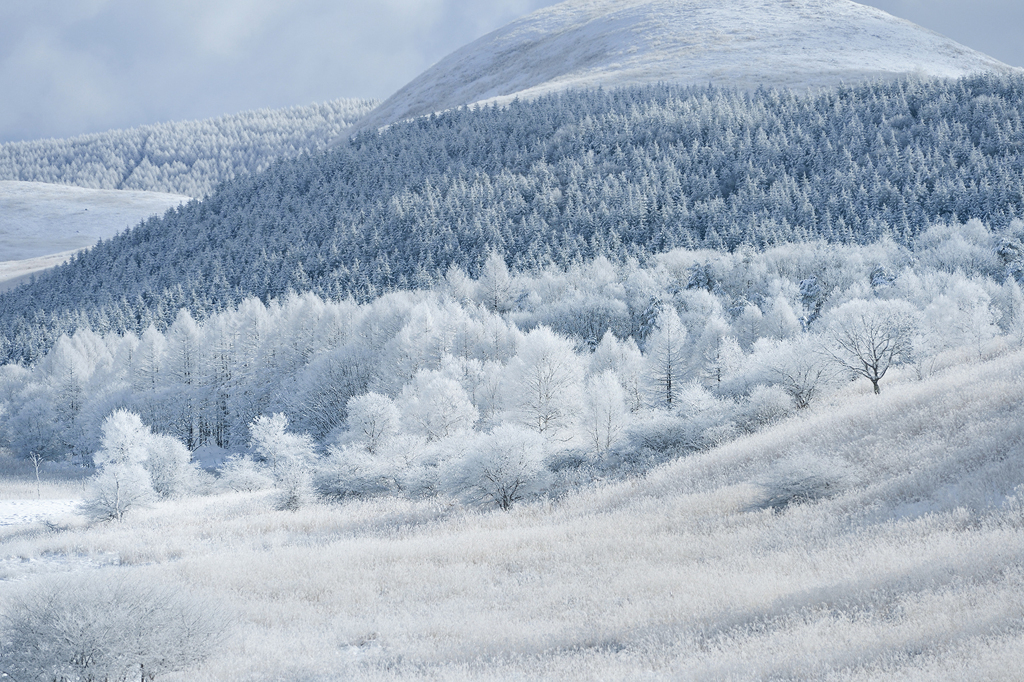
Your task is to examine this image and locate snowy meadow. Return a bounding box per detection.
[3,72,1024,679]
[1,345,1023,680]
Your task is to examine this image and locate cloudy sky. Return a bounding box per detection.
[1,0,1021,144]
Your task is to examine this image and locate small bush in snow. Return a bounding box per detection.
[447,424,550,510]
[248,413,318,510]
[756,453,861,511]
[740,384,796,430]
[0,573,226,681]
[216,455,275,492]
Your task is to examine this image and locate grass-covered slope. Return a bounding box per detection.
[3,76,1024,363]
[0,99,376,198]
[3,349,1023,679]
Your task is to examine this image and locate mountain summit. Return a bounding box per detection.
[356,0,1017,131]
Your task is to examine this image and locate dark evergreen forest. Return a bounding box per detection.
[3,75,1024,364]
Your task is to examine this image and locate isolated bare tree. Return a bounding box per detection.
[822,299,918,394]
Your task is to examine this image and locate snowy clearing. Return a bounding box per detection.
[358,0,1020,132]
[0,499,81,528]
[0,180,189,288]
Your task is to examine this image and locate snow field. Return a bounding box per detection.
[0,181,189,261]
[0,180,189,289]
[0,500,81,528]
[2,348,1023,679]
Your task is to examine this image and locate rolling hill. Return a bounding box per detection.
[3,76,1024,363]
[356,0,1019,132]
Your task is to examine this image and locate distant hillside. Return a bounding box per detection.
[357,0,1019,132]
[2,76,1024,363]
[0,99,376,198]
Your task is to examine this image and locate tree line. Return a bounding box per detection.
[0,98,376,198]
[3,227,1022,512]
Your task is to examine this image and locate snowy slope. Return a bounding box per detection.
[0,181,188,290]
[357,0,1019,132]
[3,349,1024,677]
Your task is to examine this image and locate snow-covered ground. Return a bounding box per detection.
[357,0,1020,132]
[2,348,1022,679]
[0,180,189,290]
[0,499,80,528]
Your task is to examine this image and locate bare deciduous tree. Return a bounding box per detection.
[823,299,918,394]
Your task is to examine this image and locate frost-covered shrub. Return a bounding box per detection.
[739,384,795,430]
[624,384,738,454]
[81,465,156,523]
[446,424,550,510]
[0,573,226,681]
[625,410,699,453]
[315,442,413,501]
[146,434,203,499]
[216,455,275,492]
[248,414,318,510]
[756,453,861,511]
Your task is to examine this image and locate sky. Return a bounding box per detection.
[0,0,1021,144]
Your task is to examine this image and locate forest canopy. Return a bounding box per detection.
[3,75,1024,364]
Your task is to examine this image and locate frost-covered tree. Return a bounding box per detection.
[344,392,401,455]
[504,326,584,439]
[84,410,157,521]
[478,251,516,314]
[590,330,646,412]
[399,370,478,442]
[581,371,630,454]
[644,307,688,408]
[823,299,919,394]
[753,335,834,409]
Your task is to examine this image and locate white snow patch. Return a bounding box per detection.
[0,181,189,288]
[0,499,81,528]
[357,0,1021,132]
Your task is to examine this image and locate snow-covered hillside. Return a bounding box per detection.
[0,181,188,290]
[1,98,376,198]
[357,0,1018,132]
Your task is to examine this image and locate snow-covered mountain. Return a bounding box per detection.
[356,0,1018,132]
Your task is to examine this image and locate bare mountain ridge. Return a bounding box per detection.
[356,0,1019,132]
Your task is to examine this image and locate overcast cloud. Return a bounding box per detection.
[0,0,1020,143]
